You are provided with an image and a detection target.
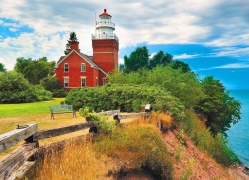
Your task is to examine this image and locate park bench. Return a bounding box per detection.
[49,104,76,119]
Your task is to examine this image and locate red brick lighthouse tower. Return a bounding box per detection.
[92,9,119,73]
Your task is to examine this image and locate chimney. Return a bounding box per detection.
[70,42,79,51]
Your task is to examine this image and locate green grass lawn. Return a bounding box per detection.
[0,98,64,118]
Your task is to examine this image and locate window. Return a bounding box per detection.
[102,78,106,85]
[64,78,69,88]
[81,63,86,72]
[96,77,98,86]
[81,78,86,87]
[64,63,69,72]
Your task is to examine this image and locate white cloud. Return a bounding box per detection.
[0,0,249,70]
[215,46,249,57]
[9,27,17,32]
[213,63,249,69]
[174,53,198,59]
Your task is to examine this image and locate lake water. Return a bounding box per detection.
[226,90,249,166]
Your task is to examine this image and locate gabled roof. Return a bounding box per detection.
[55,50,107,75]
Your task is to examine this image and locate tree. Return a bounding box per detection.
[14,57,55,85]
[0,63,6,72]
[0,71,52,103]
[124,46,149,72]
[149,51,173,69]
[64,32,78,55]
[195,76,241,135]
[169,60,191,73]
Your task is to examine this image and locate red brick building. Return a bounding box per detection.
[55,9,119,89]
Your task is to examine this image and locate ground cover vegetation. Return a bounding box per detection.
[0,98,63,119]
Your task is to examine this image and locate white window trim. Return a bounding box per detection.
[64,63,69,73]
[64,77,69,88]
[81,77,86,87]
[102,78,106,85]
[81,63,86,72]
[96,77,98,86]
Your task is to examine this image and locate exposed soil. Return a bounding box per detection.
[163,129,249,180]
[113,128,249,180]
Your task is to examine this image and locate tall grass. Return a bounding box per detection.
[181,111,240,167]
[35,113,174,180]
[93,115,174,179]
[35,136,109,180]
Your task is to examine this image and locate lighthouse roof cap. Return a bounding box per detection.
[99,9,112,17]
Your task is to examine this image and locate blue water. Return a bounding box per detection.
[226,90,249,166]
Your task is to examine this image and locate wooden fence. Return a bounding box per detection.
[0,110,149,180]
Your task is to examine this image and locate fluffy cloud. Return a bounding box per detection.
[0,0,249,70]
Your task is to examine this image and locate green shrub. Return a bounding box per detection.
[65,84,186,121]
[41,76,67,97]
[0,72,52,103]
[108,66,204,108]
[31,85,52,101]
[79,107,116,134]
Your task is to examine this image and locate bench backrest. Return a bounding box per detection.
[49,104,73,112]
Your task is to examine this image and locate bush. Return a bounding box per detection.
[32,85,52,101]
[107,66,204,108]
[65,84,186,121]
[79,107,116,134]
[0,71,52,103]
[41,76,67,97]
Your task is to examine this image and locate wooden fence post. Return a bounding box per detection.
[0,124,37,154]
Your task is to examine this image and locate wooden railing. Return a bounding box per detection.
[0,110,150,180]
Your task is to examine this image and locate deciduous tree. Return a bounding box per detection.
[149,51,173,69]
[14,57,55,85]
[195,76,241,135]
[124,46,149,72]
[169,60,191,73]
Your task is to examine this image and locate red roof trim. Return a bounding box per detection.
[99,9,111,17]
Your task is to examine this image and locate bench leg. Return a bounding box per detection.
[51,113,54,119]
[73,111,76,118]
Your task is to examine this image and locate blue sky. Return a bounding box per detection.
[0,0,249,89]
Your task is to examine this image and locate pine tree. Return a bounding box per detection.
[64,32,78,55]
